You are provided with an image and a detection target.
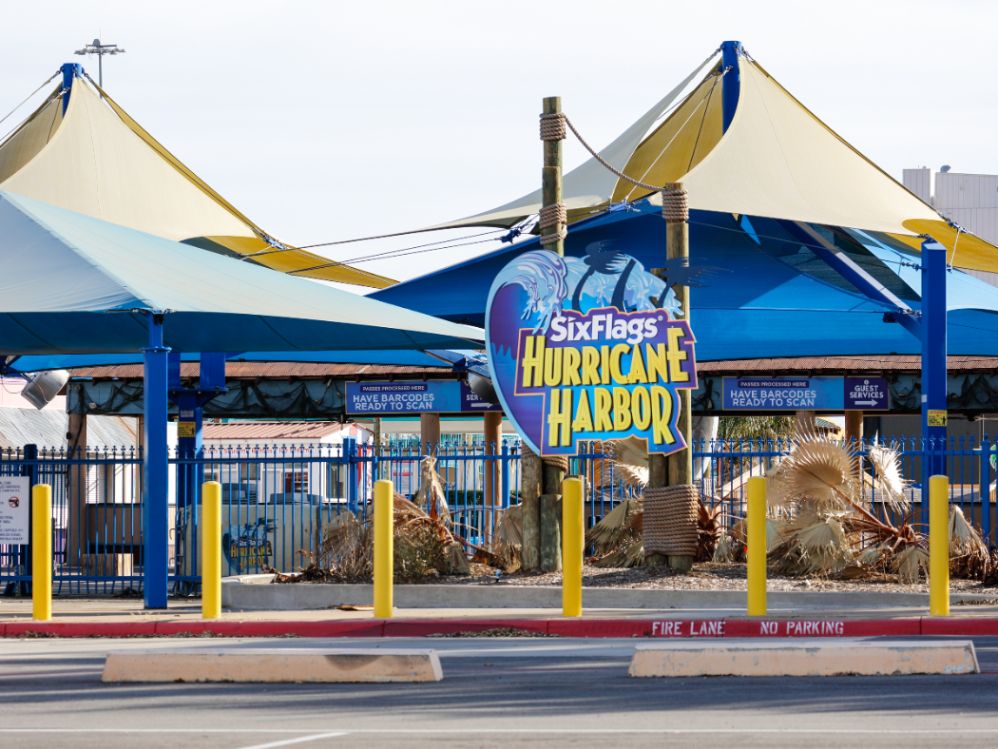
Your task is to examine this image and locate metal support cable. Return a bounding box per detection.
[559,68,728,196]
[0,71,61,139]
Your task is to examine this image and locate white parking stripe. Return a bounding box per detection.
[4,728,998,735]
[237,732,350,749]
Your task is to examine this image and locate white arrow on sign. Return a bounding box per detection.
[852,400,880,407]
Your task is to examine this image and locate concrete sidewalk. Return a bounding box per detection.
[3,595,998,638]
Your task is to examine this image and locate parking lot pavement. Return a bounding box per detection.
[0,636,997,748]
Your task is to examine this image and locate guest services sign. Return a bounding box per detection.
[485,248,697,456]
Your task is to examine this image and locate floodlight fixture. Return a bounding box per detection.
[74,38,125,87]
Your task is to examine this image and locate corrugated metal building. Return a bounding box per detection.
[904,166,998,286]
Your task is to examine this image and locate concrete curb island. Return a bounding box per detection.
[221,573,998,612]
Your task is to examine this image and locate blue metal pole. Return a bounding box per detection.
[59,63,82,115]
[981,434,992,547]
[143,314,171,609]
[500,442,510,509]
[719,40,742,132]
[920,239,947,525]
[343,437,359,515]
[19,444,38,595]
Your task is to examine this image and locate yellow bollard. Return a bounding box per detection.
[929,474,950,617]
[746,476,767,617]
[31,483,52,622]
[201,481,222,620]
[373,479,394,619]
[561,476,584,617]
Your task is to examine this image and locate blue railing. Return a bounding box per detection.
[1,435,994,593]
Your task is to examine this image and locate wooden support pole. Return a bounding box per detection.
[419,413,440,453]
[647,182,694,572]
[529,94,567,572]
[664,188,693,489]
[845,410,863,474]
[540,494,562,573]
[541,96,565,258]
[520,446,542,572]
[483,411,502,542]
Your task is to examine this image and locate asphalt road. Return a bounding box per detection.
[0,636,996,748]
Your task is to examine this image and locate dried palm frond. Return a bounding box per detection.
[713,532,738,562]
[585,497,645,568]
[586,498,642,552]
[592,538,645,568]
[413,455,451,525]
[781,432,856,511]
[949,505,987,556]
[866,444,908,512]
[584,439,649,491]
[696,499,723,562]
[856,542,890,570]
[949,506,989,579]
[894,545,929,583]
[315,510,371,578]
[391,493,469,578]
[612,462,650,492]
[765,460,794,508]
[775,516,852,575]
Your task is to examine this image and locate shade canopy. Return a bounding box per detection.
[0,192,482,356]
[0,67,392,289]
[374,203,998,360]
[434,47,998,274]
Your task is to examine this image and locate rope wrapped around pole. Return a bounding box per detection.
[660,183,689,223]
[539,110,568,247]
[539,111,567,142]
[539,203,567,246]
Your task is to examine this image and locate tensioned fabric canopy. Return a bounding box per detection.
[0,191,482,355]
[374,203,998,360]
[433,49,998,274]
[0,68,393,289]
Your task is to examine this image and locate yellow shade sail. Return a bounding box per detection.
[0,76,393,289]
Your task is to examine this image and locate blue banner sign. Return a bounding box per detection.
[345,381,500,414]
[843,377,889,410]
[485,248,697,456]
[722,376,889,411]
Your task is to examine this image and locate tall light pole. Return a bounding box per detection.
[74,38,125,87]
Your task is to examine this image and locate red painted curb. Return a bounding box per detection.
[3,621,156,638]
[382,618,549,637]
[0,616,994,639]
[153,620,388,638]
[921,618,998,636]
[547,619,649,638]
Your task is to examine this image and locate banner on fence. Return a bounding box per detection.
[485,248,697,456]
[345,380,500,414]
[722,376,890,411]
[0,476,29,544]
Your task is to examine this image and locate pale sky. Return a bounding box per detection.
[2,0,995,285]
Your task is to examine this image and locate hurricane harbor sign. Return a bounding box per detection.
[485,248,697,456]
[722,376,889,411]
